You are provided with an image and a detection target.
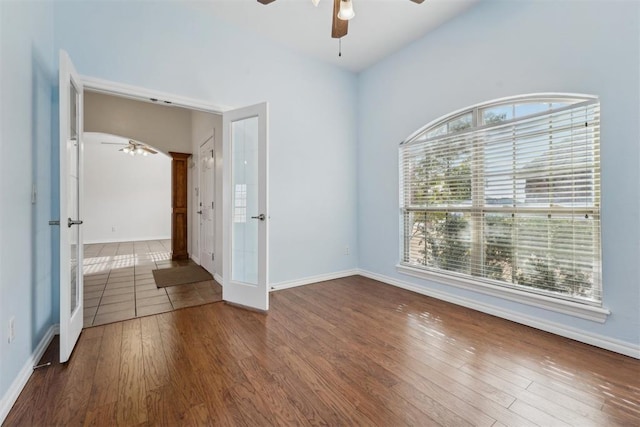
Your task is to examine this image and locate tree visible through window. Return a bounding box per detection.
[400,95,602,305]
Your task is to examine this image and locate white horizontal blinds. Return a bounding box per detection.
[400,125,474,274]
[400,96,601,305]
[400,130,473,208]
[482,101,601,303]
[481,101,600,209]
[400,128,475,274]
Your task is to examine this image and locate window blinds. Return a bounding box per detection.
[400,98,601,305]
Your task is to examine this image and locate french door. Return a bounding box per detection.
[222,103,269,311]
[59,50,84,362]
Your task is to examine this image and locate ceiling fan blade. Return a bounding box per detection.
[410,0,426,3]
[143,147,158,154]
[331,0,348,39]
[257,0,276,4]
[101,142,128,146]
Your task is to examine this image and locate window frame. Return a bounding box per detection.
[398,93,609,322]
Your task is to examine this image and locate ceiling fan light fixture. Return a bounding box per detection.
[337,0,355,21]
[311,0,320,6]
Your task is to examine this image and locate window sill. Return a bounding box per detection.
[396,264,610,323]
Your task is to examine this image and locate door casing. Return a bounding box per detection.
[199,136,215,274]
[77,76,268,304]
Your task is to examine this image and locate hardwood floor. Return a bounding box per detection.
[83,240,222,327]
[5,276,639,426]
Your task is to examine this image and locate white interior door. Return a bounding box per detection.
[59,50,84,362]
[222,102,269,311]
[199,136,215,274]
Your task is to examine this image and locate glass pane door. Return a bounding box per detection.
[231,117,259,285]
[69,82,81,315]
[223,102,268,311]
[59,50,84,363]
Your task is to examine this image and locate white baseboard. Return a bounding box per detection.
[214,273,223,285]
[358,270,640,359]
[191,254,201,264]
[0,323,59,424]
[84,236,171,244]
[270,269,359,292]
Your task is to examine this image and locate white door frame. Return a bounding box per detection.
[199,135,215,274]
[81,76,230,114]
[79,75,265,291]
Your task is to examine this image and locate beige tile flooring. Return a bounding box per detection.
[83,239,222,327]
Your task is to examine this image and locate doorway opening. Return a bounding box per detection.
[80,91,223,327]
[58,50,270,362]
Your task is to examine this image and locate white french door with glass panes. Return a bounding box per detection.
[222,103,269,311]
[59,50,84,363]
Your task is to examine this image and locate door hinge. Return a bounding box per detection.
[212,253,215,261]
[211,149,214,157]
[212,202,214,209]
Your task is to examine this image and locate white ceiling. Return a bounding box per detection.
[191,0,480,73]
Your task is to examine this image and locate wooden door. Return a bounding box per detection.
[170,152,191,260]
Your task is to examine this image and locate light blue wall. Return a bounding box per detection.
[358,0,640,346]
[53,1,359,286]
[0,0,55,400]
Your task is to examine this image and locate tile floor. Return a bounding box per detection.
[83,239,222,327]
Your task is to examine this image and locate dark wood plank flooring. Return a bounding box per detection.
[5,276,640,426]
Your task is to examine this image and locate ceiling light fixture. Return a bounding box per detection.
[311,0,320,6]
[337,0,355,21]
[101,139,158,157]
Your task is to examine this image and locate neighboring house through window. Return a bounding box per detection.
[399,94,604,317]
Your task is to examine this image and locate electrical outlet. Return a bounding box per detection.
[8,316,15,344]
[344,245,350,255]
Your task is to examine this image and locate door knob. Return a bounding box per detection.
[67,218,83,228]
[251,214,266,221]
[197,210,203,215]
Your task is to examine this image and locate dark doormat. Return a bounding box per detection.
[153,265,214,288]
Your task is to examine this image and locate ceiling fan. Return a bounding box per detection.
[101,139,158,156]
[257,0,425,39]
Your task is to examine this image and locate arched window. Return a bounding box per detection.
[399,94,602,307]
